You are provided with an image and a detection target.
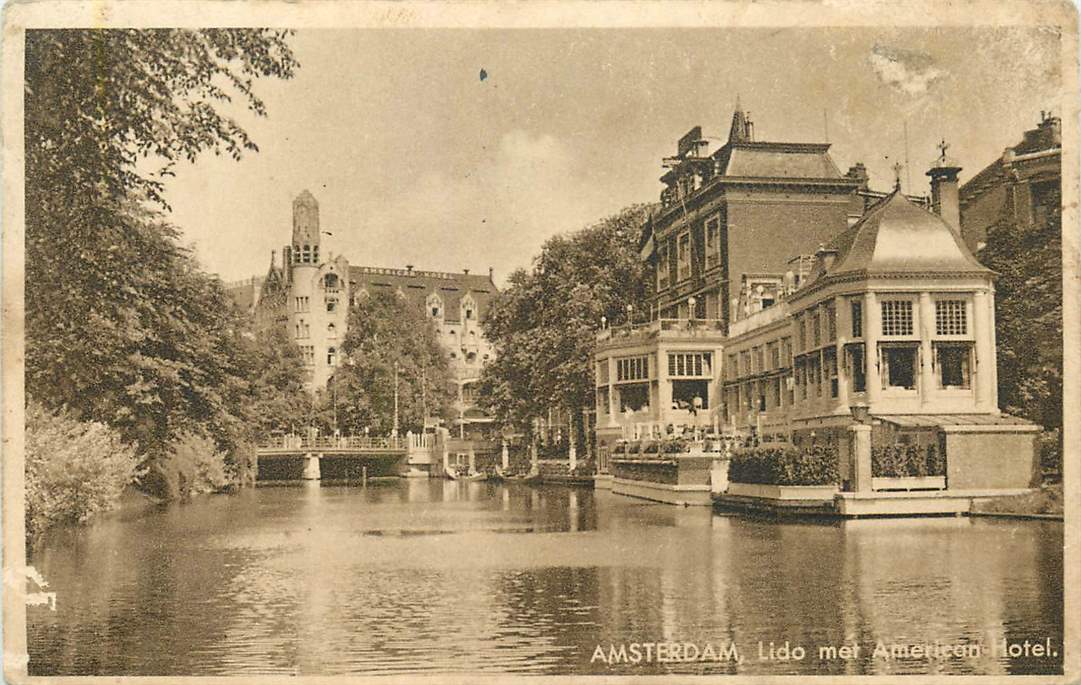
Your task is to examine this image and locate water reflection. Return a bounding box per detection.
[27,481,1062,676]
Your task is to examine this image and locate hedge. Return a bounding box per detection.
[729,444,839,486]
[871,444,944,478]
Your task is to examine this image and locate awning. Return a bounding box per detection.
[874,413,1038,428]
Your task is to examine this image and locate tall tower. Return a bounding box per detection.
[292,189,321,265]
[288,190,322,387]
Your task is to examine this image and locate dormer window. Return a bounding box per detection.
[427,292,444,320]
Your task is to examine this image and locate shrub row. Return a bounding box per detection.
[728,444,839,486]
[612,437,690,457]
[871,444,945,478]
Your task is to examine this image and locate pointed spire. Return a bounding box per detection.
[728,98,754,143]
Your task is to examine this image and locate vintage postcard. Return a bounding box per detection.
[2,1,1078,682]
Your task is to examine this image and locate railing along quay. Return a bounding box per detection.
[258,435,406,451]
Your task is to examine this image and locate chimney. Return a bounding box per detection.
[846,162,870,191]
[814,243,840,278]
[406,264,414,275]
[489,266,494,281]
[463,268,469,275]
[926,140,962,232]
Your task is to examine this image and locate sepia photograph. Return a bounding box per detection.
[2,1,1077,682]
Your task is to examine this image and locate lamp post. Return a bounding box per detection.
[392,360,400,438]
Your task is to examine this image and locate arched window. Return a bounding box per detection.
[327,323,337,338]
[324,273,340,291]
[466,351,477,363]
[327,347,337,366]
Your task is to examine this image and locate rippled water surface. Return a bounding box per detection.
[28,480,1062,676]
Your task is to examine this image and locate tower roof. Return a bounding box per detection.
[728,104,752,144]
[294,189,318,206]
[826,191,990,276]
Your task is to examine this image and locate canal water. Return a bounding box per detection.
[27,480,1062,676]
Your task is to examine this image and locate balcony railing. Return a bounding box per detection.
[259,435,405,450]
[596,318,725,342]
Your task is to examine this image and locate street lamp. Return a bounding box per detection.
[392,360,400,437]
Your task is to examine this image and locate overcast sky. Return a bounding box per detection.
[162,26,1062,285]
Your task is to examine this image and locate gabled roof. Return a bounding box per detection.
[826,191,990,276]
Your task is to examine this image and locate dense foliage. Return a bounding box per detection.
[477,205,654,440]
[321,291,455,435]
[23,30,297,531]
[978,188,1062,475]
[728,445,839,486]
[25,402,143,539]
[871,444,945,478]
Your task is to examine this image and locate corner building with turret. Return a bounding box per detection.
[228,190,497,438]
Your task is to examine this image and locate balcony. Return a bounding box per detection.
[596,318,725,344]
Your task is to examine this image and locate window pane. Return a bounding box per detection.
[881,300,914,336]
[935,300,967,335]
[883,346,917,389]
[938,344,971,388]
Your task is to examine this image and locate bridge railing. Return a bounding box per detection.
[259,435,406,451]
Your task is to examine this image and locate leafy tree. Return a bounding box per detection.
[24,30,297,471]
[25,402,143,540]
[979,189,1062,465]
[244,322,311,436]
[321,291,455,435]
[477,204,654,444]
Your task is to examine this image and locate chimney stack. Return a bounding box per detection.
[463,268,469,275]
[406,264,414,275]
[926,140,962,232]
[489,266,494,281]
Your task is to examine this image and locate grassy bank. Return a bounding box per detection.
[972,483,1063,517]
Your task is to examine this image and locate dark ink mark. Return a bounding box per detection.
[479,68,488,82]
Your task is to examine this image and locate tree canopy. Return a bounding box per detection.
[320,290,455,435]
[24,30,298,464]
[477,204,654,436]
[979,188,1063,437]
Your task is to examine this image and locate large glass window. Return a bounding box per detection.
[617,383,649,412]
[668,352,712,377]
[705,218,720,268]
[847,344,866,393]
[824,347,838,398]
[616,356,649,382]
[881,300,914,336]
[677,233,691,282]
[936,343,972,388]
[881,344,917,390]
[657,245,670,290]
[851,300,863,338]
[672,379,709,410]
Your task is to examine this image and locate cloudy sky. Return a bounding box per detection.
[163,26,1062,285]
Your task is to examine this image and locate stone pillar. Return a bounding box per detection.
[918,292,936,404]
[568,412,578,471]
[973,289,996,410]
[468,447,476,474]
[835,337,850,412]
[501,440,510,470]
[863,291,881,406]
[606,357,618,427]
[656,348,672,422]
[303,453,321,480]
[848,424,873,492]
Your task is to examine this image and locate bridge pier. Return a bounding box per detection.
[303,452,322,480]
